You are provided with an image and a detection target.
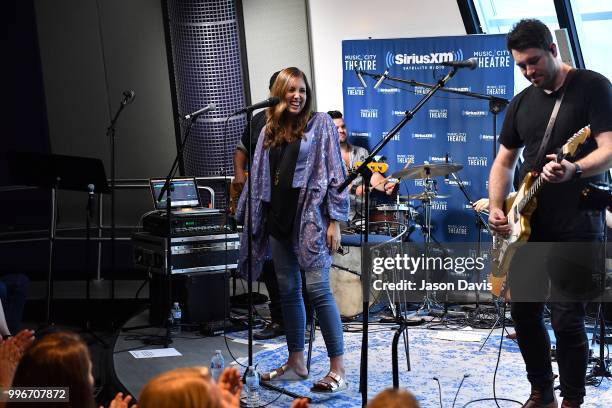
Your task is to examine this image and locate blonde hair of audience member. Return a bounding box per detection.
[368,388,420,408]
[138,366,223,408]
[8,332,96,408]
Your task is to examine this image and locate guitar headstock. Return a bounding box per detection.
[561,125,591,158]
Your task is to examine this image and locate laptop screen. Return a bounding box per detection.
[149,178,201,209]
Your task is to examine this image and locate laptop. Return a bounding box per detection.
[149,177,216,215]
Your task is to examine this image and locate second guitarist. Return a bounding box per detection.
[487,19,612,408]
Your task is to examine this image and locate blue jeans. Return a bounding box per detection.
[269,236,343,358]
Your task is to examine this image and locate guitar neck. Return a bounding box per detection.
[517,174,544,213]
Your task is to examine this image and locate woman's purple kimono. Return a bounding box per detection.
[235,112,349,280]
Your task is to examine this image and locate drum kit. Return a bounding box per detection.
[331,162,463,318]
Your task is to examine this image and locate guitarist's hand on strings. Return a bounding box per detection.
[541,154,575,183]
[488,207,511,237]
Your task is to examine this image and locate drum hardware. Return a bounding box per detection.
[391,163,463,180]
[399,193,450,201]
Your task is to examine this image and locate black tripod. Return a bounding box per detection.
[345,66,467,403]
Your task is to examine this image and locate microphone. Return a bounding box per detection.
[233,97,280,115]
[184,103,216,120]
[355,69,367,88]
[373,69,389,89]
[440,57,478,70]
[87,184,95,219]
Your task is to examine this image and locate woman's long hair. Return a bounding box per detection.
[264,67,312,148]
[138,366,222,408]
[9,331,95,408]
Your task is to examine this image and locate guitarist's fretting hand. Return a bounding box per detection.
[541,154,577,183]
[488,207,511,237]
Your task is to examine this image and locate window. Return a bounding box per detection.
[470,0,560,92]
[571,0,612,80]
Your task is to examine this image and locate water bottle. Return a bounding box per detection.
[244,366,260,407]
[210,350,224,381]
[170,302,182,334]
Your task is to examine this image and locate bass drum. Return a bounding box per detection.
[329,240,381,319]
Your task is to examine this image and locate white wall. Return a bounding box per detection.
[241,0,313,106]
[307,0,466,112]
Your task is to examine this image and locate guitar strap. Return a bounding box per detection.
[534,91,565,167]
[533,69,576,167]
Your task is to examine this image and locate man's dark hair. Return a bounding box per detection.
[269,71,281,90]
[507,19,554,52]
[327,110,343,119]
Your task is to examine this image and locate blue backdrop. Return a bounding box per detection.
[342,34,514,243]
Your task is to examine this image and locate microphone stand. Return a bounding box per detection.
[106,92,134,309]
[448,172,491,309]
[340,67,461,404]
[155,116,197,347]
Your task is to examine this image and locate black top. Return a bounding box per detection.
[266,139,302,240]
[499,69,612,237]
[241,111,267,160]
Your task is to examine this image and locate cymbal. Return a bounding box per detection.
[391,163,463,179]
[399,193,450,201]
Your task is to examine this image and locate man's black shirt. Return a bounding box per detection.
[499,69,612,236]
[240,110,267,160]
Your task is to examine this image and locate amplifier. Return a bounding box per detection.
[132,232,239,275]
[142,209,232,236]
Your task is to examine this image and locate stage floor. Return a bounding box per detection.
[113,308,612,407]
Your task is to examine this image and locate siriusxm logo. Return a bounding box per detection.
[447,86,471,92]
[431,200,448,211]
[462,110,488,117]
[347,87,365,96]
[412,132,435,140]
[392,110,405,117]
[486,85,507,96]
[386,49,464,68]
[429,109,448,119]
[479,134,495,141]
[429,156,447,163]
[351,131,370,138]
[447,179,471,187]
[378,87,400,94]
[383,131,401,141]
[467,156,488,166]
[397,154,415,164]
[360,109,378,118]
[448,224,468,235]
[448,132,467,142]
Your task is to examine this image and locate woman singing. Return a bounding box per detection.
[236,67,349,393]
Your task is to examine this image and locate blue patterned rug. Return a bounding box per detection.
[229,325,612,407]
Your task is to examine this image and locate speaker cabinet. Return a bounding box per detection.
[149,270,229,326]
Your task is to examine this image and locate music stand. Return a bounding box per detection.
[7,152,109,325]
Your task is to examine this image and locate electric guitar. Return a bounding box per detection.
[489,125,592,299]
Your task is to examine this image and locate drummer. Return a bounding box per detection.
[327,110,396,221]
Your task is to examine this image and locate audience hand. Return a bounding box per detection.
[104,392,135,408]
[0,329,34,388]
[217,367,242,408]
[291,398,310,408]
